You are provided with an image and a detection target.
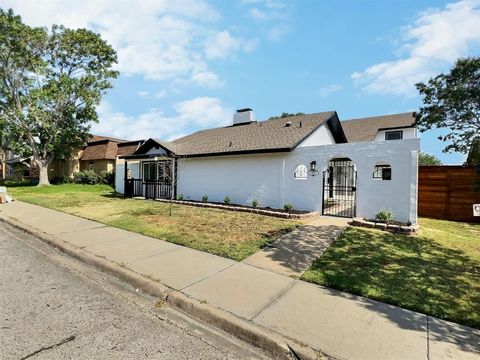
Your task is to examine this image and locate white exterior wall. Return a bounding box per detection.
[298,124,335,147]
[115,159,140,194]
[177,139,420,223]
[374,127,416,141]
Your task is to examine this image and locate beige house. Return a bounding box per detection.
[49,135,142,179]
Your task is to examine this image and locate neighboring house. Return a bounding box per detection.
[0,147,36,180]
[49,136,143,180]
[79,135,125,174]
[116,109,420,224]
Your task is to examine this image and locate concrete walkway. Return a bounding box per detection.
[243,216,349,277]
[1,201,479,360]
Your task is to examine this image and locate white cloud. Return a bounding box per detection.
[137,91,149,97]
[250,7,269,20]
[191,69,224,88]
[317,84,342,97]
[91,97,232,141]
[154,90,167,99]
[204,30,257,59]
[268,25,288,42]
[242,0,286,10]
[352,0,480,96]
[0,0,243,88]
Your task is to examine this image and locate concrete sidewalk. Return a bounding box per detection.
[1,201,479,360]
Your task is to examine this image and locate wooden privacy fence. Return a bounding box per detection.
[418,166,480,222]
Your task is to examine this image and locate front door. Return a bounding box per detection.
[322,158,357,217]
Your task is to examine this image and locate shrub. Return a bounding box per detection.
[284,203,293,212]
[251,199,258,207]
[375,210,394,223]
[202,195,208,203]
[51,176,72,184]
[177,193,184,200]
[73,170,100,185]
[224,196,231,205]
[99,170,115,186]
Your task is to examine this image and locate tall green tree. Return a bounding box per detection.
[415,57,480,155]
[0,9,118,185]
[418,152,442,166]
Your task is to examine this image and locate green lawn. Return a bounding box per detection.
[7,184,299,261]
[302,218,480,328]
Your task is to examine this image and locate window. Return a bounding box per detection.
[385,130,403,140]
[373,164,391,180]
[88,162,94,171]
[143,162,156,181]
[294,164,308,179]
[143,161,173,182]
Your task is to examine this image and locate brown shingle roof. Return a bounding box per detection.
[341,112,415,142]
[81,141,119,161]
[165,111,337,156]
[89,134,126,142]
[117,140,144,156]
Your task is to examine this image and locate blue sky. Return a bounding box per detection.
[3,0,480,164]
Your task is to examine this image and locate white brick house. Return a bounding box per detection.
[116,110,419,224]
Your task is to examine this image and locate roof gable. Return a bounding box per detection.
[341,112,415,142]
[170,111,339,157]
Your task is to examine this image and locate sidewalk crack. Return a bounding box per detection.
[181,262,237,291]
[250,280,296,321]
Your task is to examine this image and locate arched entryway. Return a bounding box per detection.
[322,158,357,217]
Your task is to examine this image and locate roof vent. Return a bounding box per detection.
[284,121,292,127]
[233,108,255,126]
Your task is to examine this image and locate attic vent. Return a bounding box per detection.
[284,121,292,127]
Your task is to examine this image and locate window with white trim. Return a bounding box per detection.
[294,164,308,179]
[385,130,403,140]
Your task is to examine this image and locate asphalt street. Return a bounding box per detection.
[0,221,269,360]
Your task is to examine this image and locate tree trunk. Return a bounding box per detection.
[35,158,52,186]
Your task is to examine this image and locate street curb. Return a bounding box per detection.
[0,215,327,360]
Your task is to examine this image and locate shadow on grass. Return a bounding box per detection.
[301,227,480,351]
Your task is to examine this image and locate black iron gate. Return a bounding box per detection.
[322,158,357,218]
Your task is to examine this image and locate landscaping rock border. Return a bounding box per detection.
[351,218,420,235]
[152,198,320,219]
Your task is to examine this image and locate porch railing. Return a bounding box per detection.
[124,178,172,200]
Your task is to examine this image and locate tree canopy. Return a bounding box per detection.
[268,112,305,120]
[0,8,118,185]
[415,57,480,155]
[418,152,442,166]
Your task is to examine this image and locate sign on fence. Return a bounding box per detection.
[474,204,480,217]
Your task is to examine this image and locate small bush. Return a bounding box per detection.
[252,199,258,207]
[51,176,72,184]
[177,193,184,200]
[99,170,115,186]
[375,210,393,223]
[224,196,231,205]
[73,170,100,185]
[202,195,208,203]
[284,203,293,212]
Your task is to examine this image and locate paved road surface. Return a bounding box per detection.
[0,222,269,360]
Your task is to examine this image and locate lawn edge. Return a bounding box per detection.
[0,215,329,360]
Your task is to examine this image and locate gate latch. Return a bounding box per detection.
[352,186,357,192]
